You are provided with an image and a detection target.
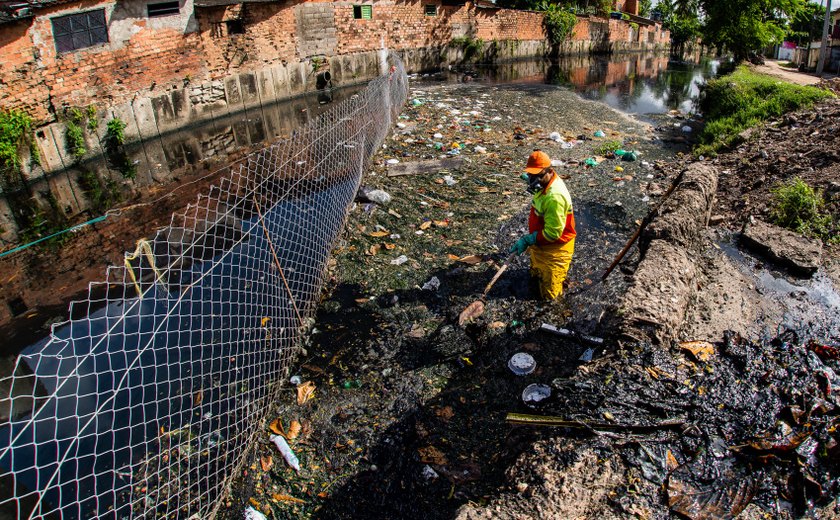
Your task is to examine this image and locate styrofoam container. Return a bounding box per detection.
[508,353,536,376]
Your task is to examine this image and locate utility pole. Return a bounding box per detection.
[816,0,832,76]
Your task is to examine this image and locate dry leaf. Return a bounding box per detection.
[645,366,661,379]
[436,406,455,420]
[680,341,715,362]
[384,243,396,250]
[261,317,270,327]
[419,221,432,230]
[354,298,369,304]
[368,231,389,237]
[269,418,284,435]
[408,325,425,338]
[418,445,448,465]
[447,254,460,261]
[366,244,380,256]
[272,494,305,504]
[192,389,203,407]
[260,454,273,472]
[458,300,485,326]
[297,381,316,405]
[488,321,506,330]
[433,220,449,227]
[317,491,328,498]
[477,187,489,193]
[458,255,482,265]
[286,420,301,441]
[249,497,261,508]
[666,450,679,471]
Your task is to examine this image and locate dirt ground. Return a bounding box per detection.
[221,80,840,520]
[751,60,825,86]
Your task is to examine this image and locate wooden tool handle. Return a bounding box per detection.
[601,171,684,281]
[483,253,516,296]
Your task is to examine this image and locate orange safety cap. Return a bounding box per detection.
[524,150,551,174]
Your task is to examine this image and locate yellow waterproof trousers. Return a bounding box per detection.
[529,238,575,300]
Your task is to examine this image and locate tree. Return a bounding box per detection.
[638,0,653,17]
[787,1,825,46]
[657,0,702,55]
[699,0,806,61]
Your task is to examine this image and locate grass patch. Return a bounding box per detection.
[769,177,835,242]
[696,66,833,156]
[594,139,622,156]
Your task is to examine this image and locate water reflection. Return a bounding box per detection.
[446,54,719,116]
[0,86,362,243]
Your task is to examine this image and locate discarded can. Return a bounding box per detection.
[522,384,551,406]
[508,353,536,376]
[269,434,301,472]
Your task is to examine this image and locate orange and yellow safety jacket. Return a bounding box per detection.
[528,173,576,246]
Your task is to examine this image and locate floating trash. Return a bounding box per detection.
[522,384,551,406]
[422,276,441,291]
[508,353,536,375]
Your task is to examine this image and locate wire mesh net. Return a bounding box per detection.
[0,54,408,519]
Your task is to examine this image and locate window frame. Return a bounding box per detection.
[51,9,109,54]
[147,1,181,18]
[424,4,437,16]
[353,4,372,20]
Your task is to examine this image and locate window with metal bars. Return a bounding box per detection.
[353,4,372,19]
[52,9,108,53]
[147,1,180,17]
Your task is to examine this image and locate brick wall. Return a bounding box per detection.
[0,0,669,127]
[0,21,53,122]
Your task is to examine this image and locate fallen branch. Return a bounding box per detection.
[505,413,686,432]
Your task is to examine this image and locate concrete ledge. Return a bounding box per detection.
[740,219,822,276]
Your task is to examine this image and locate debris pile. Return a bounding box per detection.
[711,97,840,235]
[462,331,840,519]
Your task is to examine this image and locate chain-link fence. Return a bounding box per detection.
[0,54,408,520]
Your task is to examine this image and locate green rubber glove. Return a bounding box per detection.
[510,232,537,255]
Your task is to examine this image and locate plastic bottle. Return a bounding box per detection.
[341,379,361,389]
[269,434,301,472]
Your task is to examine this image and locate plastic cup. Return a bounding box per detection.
[508,353,536,376]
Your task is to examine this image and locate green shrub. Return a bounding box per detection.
[543,5,578,45]
[0,109,34,175]
[65,121,87,160]
[621,13,630,21]
[104,118,135,179]
[769,178,834,241]
[697,66,833,154]
[629,22,639,31]
[450,36,485,60]
[595,139,622,155]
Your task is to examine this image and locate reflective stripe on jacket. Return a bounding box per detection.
[528,173,576,246]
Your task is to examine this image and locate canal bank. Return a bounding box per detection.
[220,73,840,520]
[0,53,713,334]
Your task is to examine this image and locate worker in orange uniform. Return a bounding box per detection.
[510,150,576,300]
